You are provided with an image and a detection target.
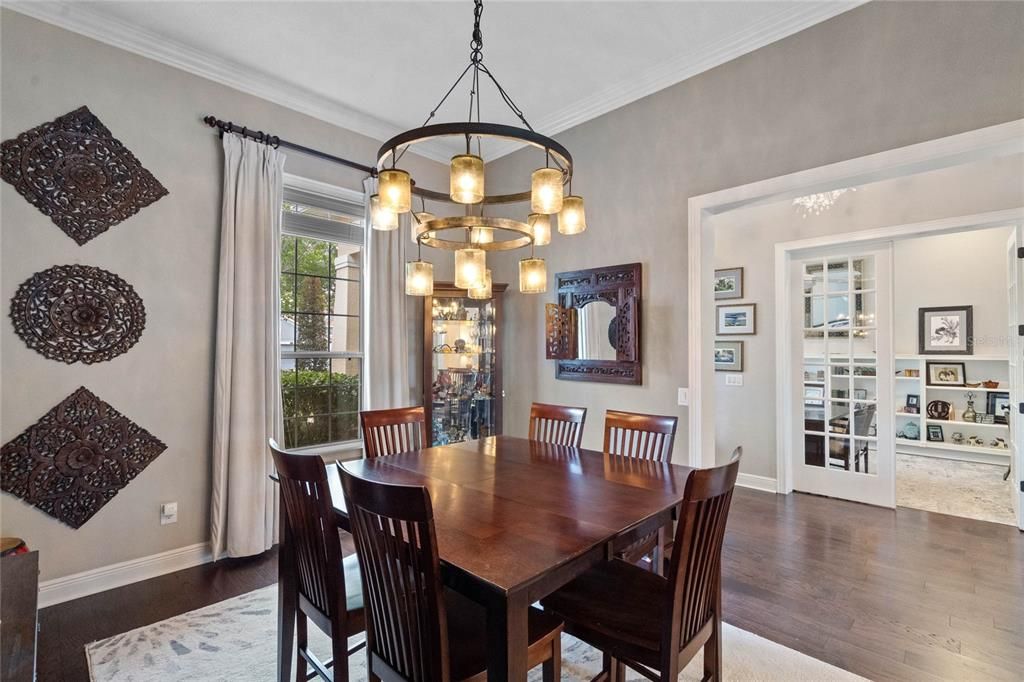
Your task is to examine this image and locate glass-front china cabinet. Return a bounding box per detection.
[423,283,506,446]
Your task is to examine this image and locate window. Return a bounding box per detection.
[279,182,365,450]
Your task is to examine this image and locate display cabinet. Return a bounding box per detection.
[423,282,506,446]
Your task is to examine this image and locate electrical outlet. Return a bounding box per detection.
[160,502,178,525]
[677,388,688,406]
[725,374,744,387]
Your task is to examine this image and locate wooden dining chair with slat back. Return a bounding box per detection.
[529,402,587,448]
[603,410,679,575]
[268,440,365,682]
[359,406,427,458]
[338,465,564,682]
[541,448,742,682]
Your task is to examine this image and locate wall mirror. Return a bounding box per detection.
[545,263,642,384]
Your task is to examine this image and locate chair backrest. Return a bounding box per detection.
[528,402,587,447]
[268,439,347,624]
[854,404,877,436]
[360,406,427,458]
[339,465,448,682]
[603,410,678,462]
[663,447,741,659]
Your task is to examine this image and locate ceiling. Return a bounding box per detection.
[10,1,861,161]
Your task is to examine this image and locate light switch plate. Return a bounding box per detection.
[677,388,688,406]
[160,501,178,525]
[725,374,743,386]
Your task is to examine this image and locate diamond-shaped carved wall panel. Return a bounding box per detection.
[1,106,168,245]
[1,387,167,528]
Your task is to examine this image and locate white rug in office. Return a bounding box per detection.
[896,453,1015,526]
[86,585,863,681]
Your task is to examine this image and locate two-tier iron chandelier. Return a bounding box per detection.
[371,0,585,299]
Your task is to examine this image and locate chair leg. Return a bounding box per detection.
[702,613,722,682]
[611,656,625,682]
[542,636,561,682]
[332,624,348,682]
[295,614,308,682]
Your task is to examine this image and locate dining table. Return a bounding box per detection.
[276,434,695,682]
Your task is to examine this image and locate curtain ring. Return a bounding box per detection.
[241,126,247,138]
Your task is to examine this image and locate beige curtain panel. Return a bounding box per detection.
[210,134,286,560]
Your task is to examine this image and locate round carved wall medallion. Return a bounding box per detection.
[9,264,146,364]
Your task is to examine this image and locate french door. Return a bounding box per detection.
[1007,223,1023,530]
[792,245,894,507]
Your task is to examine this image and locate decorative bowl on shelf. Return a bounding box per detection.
[981,380,1000,389]
[965,382,981,388]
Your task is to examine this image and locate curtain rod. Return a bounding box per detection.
[202,115,377,176]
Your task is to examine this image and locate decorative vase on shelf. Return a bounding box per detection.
[961,392,977,424]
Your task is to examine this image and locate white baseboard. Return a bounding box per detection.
[736,473,779,493]
[39,542,213,609]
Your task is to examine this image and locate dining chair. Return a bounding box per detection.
[528,402,587,447]
[604,410,679,575]
[359,406,427,458]
[268,440,366,682]
[338,465,564,682]
[541,448,742,682]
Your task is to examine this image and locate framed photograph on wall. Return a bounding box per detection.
[926,424,945,442]
[716,303,756,335]
[927,361,967,387]
[714,267,744,300]
[714,340,743,372]
[918,305,973,355]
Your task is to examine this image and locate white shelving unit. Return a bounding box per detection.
[893,354,1011,463]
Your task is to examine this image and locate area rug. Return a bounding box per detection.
[86,585,863,681]
[897,453,1015,526]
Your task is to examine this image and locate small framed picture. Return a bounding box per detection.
[927,361,967,387]
[918,306,973,355]
[716,303,756,335]
[853,388,868,401]
[926,424,944,442]
[714,340,744,372]
[804,385,825,407]
[906,394,920,413]
[987,391,1010,424]
[714,267,744,300]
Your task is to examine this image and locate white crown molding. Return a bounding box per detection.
[7,1,863,163]
[38,542,213,608]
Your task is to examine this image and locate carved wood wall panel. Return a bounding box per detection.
[10,264,146,364]
[1,106,168,245]
[545,303,577,360]
[1,387,167,529]
[553,262,642,385]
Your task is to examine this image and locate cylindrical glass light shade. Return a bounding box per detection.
[531,168,563,214]
[405,260,434,296]
[519,257,547,294]
[528,213,551,246]
[454,247,486,289]
[370,194,399,231]
[468,268,493,300]
[558,195,587,235]
[471,227,494,245]
[378,169,412,213]
[412,211,435,244]
[450,154,485,204]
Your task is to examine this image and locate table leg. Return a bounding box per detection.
[277,491,296,682]
[486,592,529,681]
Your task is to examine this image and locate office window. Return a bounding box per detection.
[279,184,364,449]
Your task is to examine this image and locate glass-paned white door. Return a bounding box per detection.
[1007,224,1023,529]
[794,246,894,507]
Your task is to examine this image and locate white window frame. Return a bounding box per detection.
[280,173,366,457]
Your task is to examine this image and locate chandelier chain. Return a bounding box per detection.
[471,0,484,64]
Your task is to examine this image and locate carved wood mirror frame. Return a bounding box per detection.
[546,262,642,385]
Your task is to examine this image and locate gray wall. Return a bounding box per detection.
[486,1,1024,459]
[712,155,1022,477]
[0,10,447,581]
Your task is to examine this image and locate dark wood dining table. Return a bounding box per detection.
[276,434,695,681]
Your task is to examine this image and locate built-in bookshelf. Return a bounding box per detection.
[893,354,1010,462]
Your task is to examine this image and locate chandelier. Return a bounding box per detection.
[371,0,585,298]
[792,188,856,218]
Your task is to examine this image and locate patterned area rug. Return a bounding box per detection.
[86,585,863,681]
[897,453,1015,525]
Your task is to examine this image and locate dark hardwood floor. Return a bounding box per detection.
[39,489,1023,681]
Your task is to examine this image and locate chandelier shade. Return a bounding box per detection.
[450,154,485,204]
[471,226,494,245]
[531,168,564,214]
[519,257,547,294]
[528,213,551,247]
[454,248,486,289]
[370,194,399,231]
[378,168,412,213]
[405,260,434,296]
[558,195,586,235]
[468,268,493,300]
